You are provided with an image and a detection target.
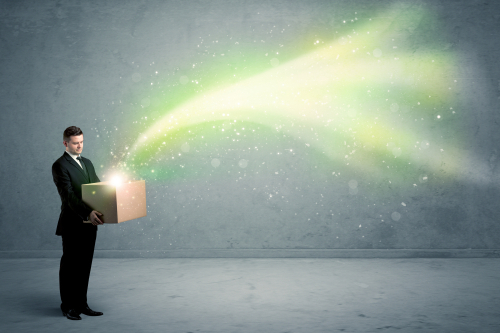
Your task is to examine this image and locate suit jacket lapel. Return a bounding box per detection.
[63,152,88,179]
[79,158,91,182]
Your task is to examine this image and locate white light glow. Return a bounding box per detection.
[111,175,123,187]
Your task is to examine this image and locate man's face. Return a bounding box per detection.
[64,135,83,155]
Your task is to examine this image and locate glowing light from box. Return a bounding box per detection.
[111,175,123,187]
[115,3,466,186]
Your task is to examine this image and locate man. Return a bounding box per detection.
[52,126,104,320]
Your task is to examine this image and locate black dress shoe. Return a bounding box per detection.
[80,306,103,316]
[62,308,82,320]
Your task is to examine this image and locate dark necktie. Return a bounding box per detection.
[76,156,87,176]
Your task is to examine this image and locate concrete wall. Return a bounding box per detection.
[1,0,499,256]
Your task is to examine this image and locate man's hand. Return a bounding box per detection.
[90,210,104,225]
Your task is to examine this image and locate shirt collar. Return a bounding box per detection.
[65,150,81,160]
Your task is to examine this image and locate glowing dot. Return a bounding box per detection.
[419,174,428,183]
[421,140,430,149]
[391,212,401,221]
[211,158,220,168]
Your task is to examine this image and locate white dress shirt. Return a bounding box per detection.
[66,150,84,169]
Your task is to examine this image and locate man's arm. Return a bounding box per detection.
[87,159,100,183]
[84,160,104,224]
[52,161,93,221]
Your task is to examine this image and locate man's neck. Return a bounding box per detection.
[66,149,80,158]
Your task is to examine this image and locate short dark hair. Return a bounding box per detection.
[63,126,83,143]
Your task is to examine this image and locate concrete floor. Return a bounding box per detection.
[0,258,499,333]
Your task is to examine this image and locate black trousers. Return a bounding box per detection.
[59,227,97,310]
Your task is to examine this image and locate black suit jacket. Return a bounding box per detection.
[52,151,101,236]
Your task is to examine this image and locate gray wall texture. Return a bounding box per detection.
[0,0,499,256]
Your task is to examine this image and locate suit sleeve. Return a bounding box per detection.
[94,164,101,183]
[86,160,101,183]
[52,161,93,220]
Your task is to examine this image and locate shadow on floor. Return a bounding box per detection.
[20,293,62,318]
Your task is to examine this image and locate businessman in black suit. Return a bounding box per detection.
[52,126,104,320]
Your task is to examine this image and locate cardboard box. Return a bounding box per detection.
[82,180,147,223]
